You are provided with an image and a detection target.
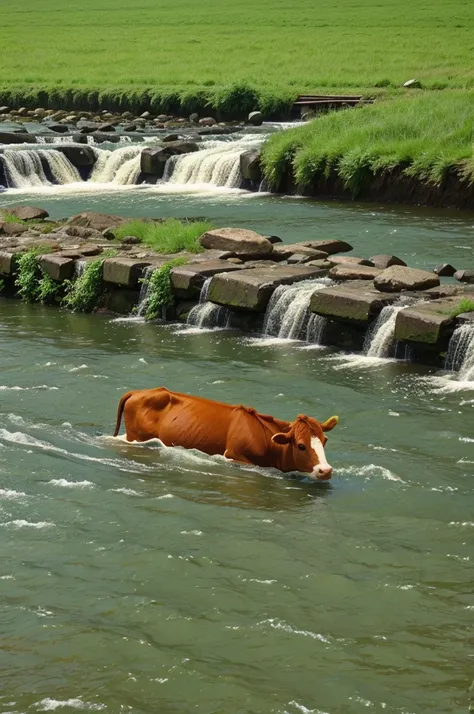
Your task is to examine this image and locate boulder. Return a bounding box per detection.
[310,282,402,323]
[199,117,217,126]
[39,254,75,282]
[64,225,103,240]
[103,257,152,289]
[189,113,199,124]
[240,150,261,182]
[0,132,37,144]
[374,266,440,293]
[330,256,374,266]
[198,126,235,136]
[0,222,28,236]
[370,254,407,269]
[248,111,263,126]
[123,124,137,132]
[7,206,49,221]
[457,311,474,324]
[67,212,125,232]
[454,269,474,284]
[97,122,117,132]
[403,79,422,89]
[328,264,382,281]
[272,244,329,261]
[140,141,199,177]
[48,123,69,133]
[163,134,180,142]
[56,145,98,168]
[77,120,98,133]
[207,265,326,312]
[434,263,456,277]
[170,260,244,298]
[0,106,10,114]
[394,298,459,344]
[0,250,21,275]
[304,239,352,255]
[266,235,282,244]
[89,132,120,144]
[199,227,273,257]
[140,111,151,120]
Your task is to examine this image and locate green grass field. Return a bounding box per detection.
[1,0,474,114]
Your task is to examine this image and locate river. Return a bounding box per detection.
[0,293,473,713]
[1,130,474,712]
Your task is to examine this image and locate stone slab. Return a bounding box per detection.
[328,264,382,281]
[103,257,152,288]
[0,250,21,275]
[170,260,243,298]
[39,254,75,282]
[199,228,273,257]
[374,265,440,292]
[310,282,402,323]
[208,265,327,312]
[394,298,458,344]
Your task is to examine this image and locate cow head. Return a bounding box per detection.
[271,414,338,480]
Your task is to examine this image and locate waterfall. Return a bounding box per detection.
[186,278,232,329]
[363,305,406,358]
[306,313,328,345]
[74,260,87,278]
[164,138,262,188]
[135,266,156,318]
[445,323,474,380]
[262,279,331,341]
[3,149,51,188]
[2,148,82,187]
[89,145,142,183]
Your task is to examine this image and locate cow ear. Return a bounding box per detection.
[321,416,339,432]
[272,432,291,445]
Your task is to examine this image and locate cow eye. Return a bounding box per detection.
[297,444,306,451]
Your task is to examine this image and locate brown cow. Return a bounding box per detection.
[113,387,338,480]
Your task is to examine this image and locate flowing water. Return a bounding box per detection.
[262,279,332,341]
[445,323,474,380]
[186,277,232,329]
[363,305,407,359]
[0,301,472,714]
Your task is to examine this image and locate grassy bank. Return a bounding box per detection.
[260,92,474,195]
[1,0,474,116]
[113,219,212,253]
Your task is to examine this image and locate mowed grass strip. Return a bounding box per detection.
[1,0,474,95]
[260,92,474,193]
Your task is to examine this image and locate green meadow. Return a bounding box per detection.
[1,0,474,112]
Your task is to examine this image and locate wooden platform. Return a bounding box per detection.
[291,94,374,118]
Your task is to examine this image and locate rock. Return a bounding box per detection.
[0,106,10,114]
[403,79,422,89]
[189,113,199,124]
[77,121,98,133]
[306,239,353,255]
[123,124,137,132]
[48,123,69,133]
[0,132,37,144]
[370,254,407,269]
[456,311,474,324]
[121,236,141,245]
[103,258,152,288]
[266,235,282,244]
[208,265,326,312]
[64,225,103,240]
[97,122,117,132]
[140,111,151,119]
[0,222,28,236]
[140,141,199,177]
[433,263,456,277]
[330,256,374,266]
[306,259,334,270]
[0,250,21,275]
[170,260,244,298]
[199,117,217,126]
[7,206,49,221]
[198,126,235,136]
[199,227,273,257]
[248,111,263,126]
[310,282,403,323]
[424,284,466,299]
[240,150,261,182]
[163,134,180,142]
[272,244,329,261]
[374,266,440,293]
[39,254,75,282]
[328,265,382,281]
[89,132,120,144]
[394,298,458,344]
[157,114,168,122]
[226,257,243,265]
[56,146,97,168]
[67,212,125,232]
[454,269,474,284]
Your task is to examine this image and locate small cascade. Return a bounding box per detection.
[445,323,474,380]
[3,149,51,188]
[186,278,232,329]
[363,305,406,358]
[74,260,87,278]
[306,313,328,345]
[262,279,331,341]
[89,145,142,183]
[164,138,262,188]
[135,266,156,318]
[38,150,81,184]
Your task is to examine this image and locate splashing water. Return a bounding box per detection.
[363,305,407,358]
[89,145,142,184]
[445,323,474,380]
[262,279,332,341]
[135,266,156,318]
[186,277,232,329]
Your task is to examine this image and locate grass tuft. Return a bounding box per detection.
[449,298,474,317]
[144,257,188,321]
[113,218,212,254]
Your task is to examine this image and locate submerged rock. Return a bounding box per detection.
[374,266,439,292]
[140,141,199,177]
[57,146,97,168]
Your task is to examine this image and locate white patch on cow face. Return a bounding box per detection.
[310,436,333,480]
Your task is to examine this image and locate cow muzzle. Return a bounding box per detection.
[311,464,333,481]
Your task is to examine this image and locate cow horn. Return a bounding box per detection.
[321,416,339,431]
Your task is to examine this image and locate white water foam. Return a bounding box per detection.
[35,699,106,712]
[363,304,406,358]
[89,145,142,184]
[2,520,54,529]
[2,148,80,188]
[262,278,332,342]
[445,323,474,381]
[186,277,232,329]
[48,479,95,489]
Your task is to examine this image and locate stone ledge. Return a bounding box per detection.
[310,282,403,323]
[394,298,458,344]
[170,260,243,299]
[102,258,152,288]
